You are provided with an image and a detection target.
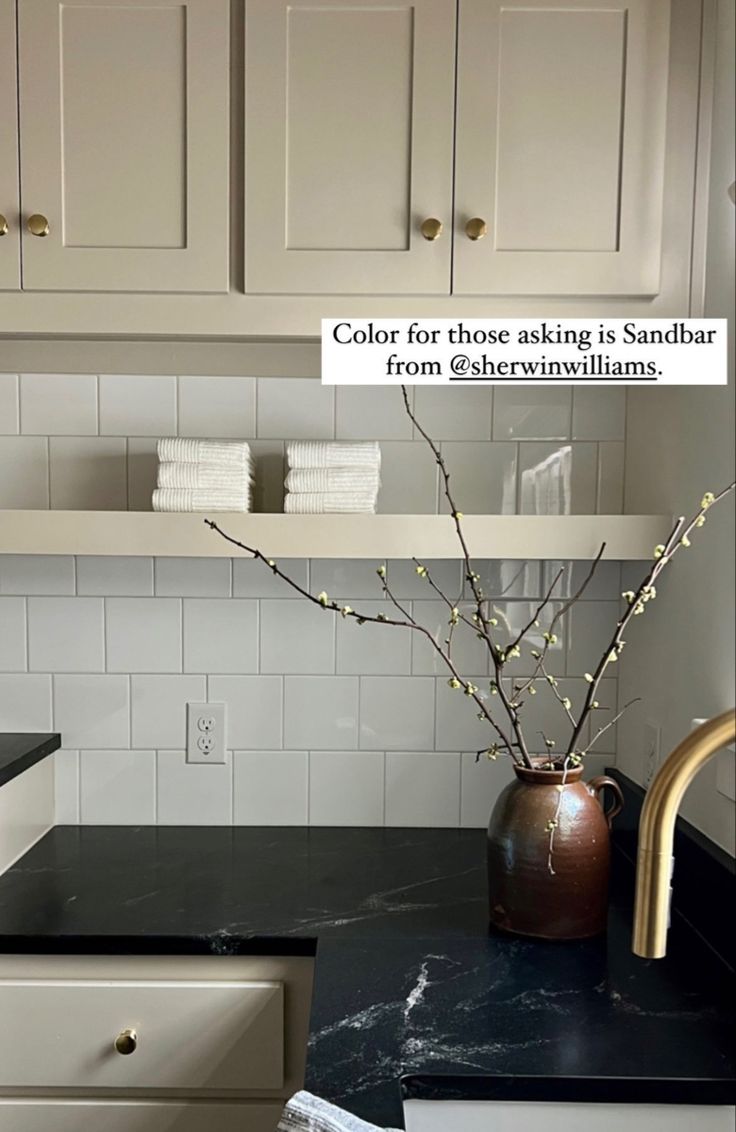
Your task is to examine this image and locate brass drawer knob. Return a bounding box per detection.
[27,213,50,237]
[114,1028,138,1055]
[420,217,443,241]
[465,217,488,241]
[0,214,8,236]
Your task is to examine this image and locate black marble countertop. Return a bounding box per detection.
[0,732,60,788]
[0,826,733,1127]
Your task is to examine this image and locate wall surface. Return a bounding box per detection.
[0,380,624,825]
[618,0,735,854]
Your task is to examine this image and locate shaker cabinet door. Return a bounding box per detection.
[0,0,20,291]
[17,0,230,293]
[244,0,456,295]
[454,0,671,296]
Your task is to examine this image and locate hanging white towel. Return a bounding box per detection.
[286,441,381,470]
[157,462,253,490]
[157,438,252,466]
[277,1090,401,1132]
[152,488,251,512]
[285,467,380,494]
[284,492,377,514]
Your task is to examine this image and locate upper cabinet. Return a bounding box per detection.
[244,0,456,295]
[0,0,20,291]
[454,0,670,297]
[15,0,230,293]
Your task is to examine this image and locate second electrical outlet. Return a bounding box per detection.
[186,702,227,764]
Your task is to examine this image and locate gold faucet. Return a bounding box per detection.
[632,709,736,959]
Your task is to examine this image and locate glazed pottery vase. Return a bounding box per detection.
[486,760,624,940]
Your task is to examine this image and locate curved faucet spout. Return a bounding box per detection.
[632,709,736,959]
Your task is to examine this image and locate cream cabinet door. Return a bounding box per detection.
[454,0,671,296]
[0,1101,281,1132]
[17,0,230,293]
[245,0,456,295]
[0,0,20,290]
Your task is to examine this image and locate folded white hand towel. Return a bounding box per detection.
[286,441,381,470]
[157,462,253,490]
[157,438,252,466]
[152,488,251,512]
[285,468,380,494]
[277,1090,401,1132]
[284,492,376,514]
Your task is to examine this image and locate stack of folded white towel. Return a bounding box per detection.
[284,442,381,514]
[152,438,253,512]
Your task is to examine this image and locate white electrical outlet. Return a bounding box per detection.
[643,719,661,787]
[187,702,226,764]
[692,717,736,801]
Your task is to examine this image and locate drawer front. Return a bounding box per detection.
[0,1100,281,1132]
[0,980,283,1092]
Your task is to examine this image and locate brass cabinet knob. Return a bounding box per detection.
[114,1029,138,1055]
[420,217,443,241]
[0,215,8,236]
[27,214,50,237]
[465,217,488,241]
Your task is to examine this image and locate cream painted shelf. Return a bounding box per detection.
[0,511,671,560]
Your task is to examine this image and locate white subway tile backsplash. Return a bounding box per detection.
[543,559,621,601]
[309,750,384,826]
[20,374,97,435]
[155,557,231,597]
[337,600,412,675]
[0,673,52,731]
[77,556,154,596]
[518,442,597,515]
[493,386,571,441]
[156,750,233,825]
[233,750,308,824]
[335,385,413,440]
[233,558,308,597]
[99,374,176,437]
[260,599,334,674]
[127,437,158,510]
[489,600,566,678]
[597,441,625,513]
[460,752,515,828]
[310,560,384,601]
[0,597,26,671]
[467,560,542,600]
[413,386,492,440]
[510,677,593,753]
[0,374,19,434]
[54,674,130,749]
[130,674,205,748]
[434,675,492,753]
[49,437,127,510]
[257,378,334,440]
[385,751,461,827]
[284,676,358,749]
[106,597,182,673]
[0,437,49,507]
[359,676,435,751]
[28,596,104,673]
[208,675,283,749]
[587,678,619,755]
[410,600,488,677]
[53,749,80,823]
[0,555,75,595]
[572,387,626,441]
[80,750,155,824]
[565,601,619,677]
[178,376,256,439]
[377,441,438,513]
[439,442,517,514]
[183,598,258,673]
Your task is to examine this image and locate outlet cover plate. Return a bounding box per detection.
[692,717,736,802]
[187,702,226,764]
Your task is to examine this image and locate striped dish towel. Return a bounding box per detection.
[158,462,253,490]
[277,1090,401,1132]
[285,468,380,494]
[152,488,251,512]
[286,441,380,469]
[157,438,252,466]
[284,492,376,514]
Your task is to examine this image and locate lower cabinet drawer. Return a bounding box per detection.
[0,979,283,1092]
[0,1100,282,1131]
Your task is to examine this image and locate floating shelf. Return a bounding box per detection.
[0,511,671,560]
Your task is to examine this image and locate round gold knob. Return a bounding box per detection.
[114,1029,138,1055]
[465,217,488,241]
[0,215,8,237]
[420,217,443,241]
[27,214,50,237]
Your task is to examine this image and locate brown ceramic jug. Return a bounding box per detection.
[487,760,624,940]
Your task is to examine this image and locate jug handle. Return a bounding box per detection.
[588,775,624,828]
